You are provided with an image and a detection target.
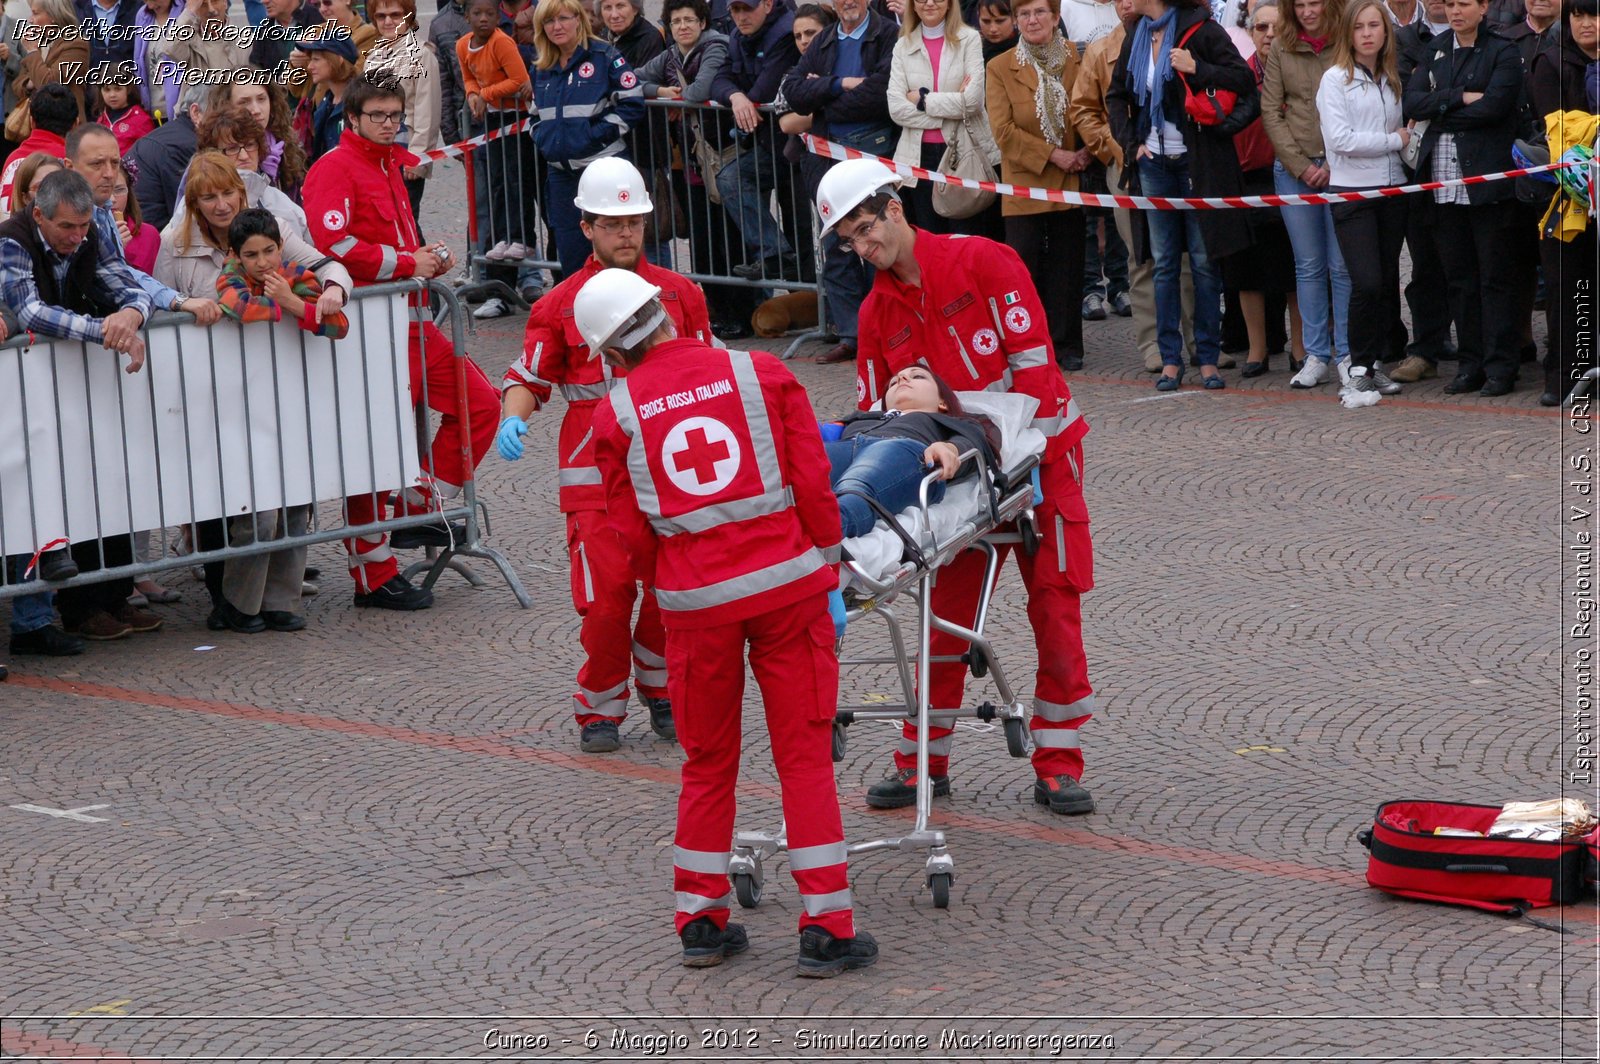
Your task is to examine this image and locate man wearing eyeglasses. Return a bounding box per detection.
[817,158,1099,818]
[495,157,713,755]
[304,74,503,611]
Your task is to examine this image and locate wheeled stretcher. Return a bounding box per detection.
[729,392,1047,910]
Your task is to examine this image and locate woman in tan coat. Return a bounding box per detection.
[13,0,89,126]
[1261,0,1351,386]
[987,0,1092,369]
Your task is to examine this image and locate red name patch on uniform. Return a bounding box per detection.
[887,326,911,348]
[941,292,973,318]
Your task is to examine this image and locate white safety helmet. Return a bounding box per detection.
[815,157,902,236]
[573,156,654,216]
[574,268,668,354]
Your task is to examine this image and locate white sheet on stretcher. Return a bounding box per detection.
[840,391,1045,588]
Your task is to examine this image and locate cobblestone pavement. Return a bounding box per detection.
[2,170,1595,1061]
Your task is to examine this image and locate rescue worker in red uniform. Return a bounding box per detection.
[303,74,502,610]
[817,158,1097,816]
[584,268,879,977]
[496,158,714,753]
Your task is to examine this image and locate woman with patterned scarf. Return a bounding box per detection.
[986,0,1093,370]
[1107,0,1257,389]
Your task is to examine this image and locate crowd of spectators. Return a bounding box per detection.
[0,0,1593,680]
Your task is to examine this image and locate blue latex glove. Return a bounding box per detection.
[827,589,847,640]
[819,420,844,441]
[496,415,528,461]
[1030,467,1043,507]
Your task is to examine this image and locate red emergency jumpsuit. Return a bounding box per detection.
[592,338,854,939]
[503,256,713,725]
[303,129,501,592]
[857,230,1095,783]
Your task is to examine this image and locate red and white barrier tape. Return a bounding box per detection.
[420,116,535,163]
[802,133,1581,210]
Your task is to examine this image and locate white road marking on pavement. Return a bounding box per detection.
[10,803,111,823]
[1126,391,1211,404]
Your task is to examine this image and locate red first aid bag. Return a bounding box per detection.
[1358,800,1586,912]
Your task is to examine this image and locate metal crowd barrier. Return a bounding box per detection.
[0,281,529,609]
[459,99,828,356]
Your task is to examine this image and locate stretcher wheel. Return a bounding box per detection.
[733,872,762,909]
[1020,516,1040,557]
[831,722,847,762]
[1004,717,1031,758]
[967,645,990,679]
[928,873,951,909]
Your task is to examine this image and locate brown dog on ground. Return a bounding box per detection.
[751,290,819,338]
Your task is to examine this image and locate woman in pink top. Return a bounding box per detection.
[887,0,1000,233]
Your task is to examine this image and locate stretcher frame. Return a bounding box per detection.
[729,448,1042,910]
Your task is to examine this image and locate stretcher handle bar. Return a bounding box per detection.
[835,708,969,722]
[921,448,1008,537]
[840,488,930,570]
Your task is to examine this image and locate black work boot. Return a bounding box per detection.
[646,697,676,742]
[579,720,621,753]
[864,767,949,809]
[680,917,749,968]
[1033,774,1095,815]
[796,927,878,978]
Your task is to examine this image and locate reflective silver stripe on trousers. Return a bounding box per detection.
[1031,728,1082,749]
[347,537,394,566]
[579,678,628,706]
[676,891,732,915]
[1034,695,1095,722]
[375,245,399,281]
[566,426,594,463]
[560,381,610,401]
[409,307,432,323]
[899,734,954,757]
[331,236,359,256]
[787,841,848,871]
[655,548,826,613]
[635,666,667,687]
[1009,344,1051,370]
[559,467,603,486]
[673,846,730,875]
[801,888,853,917]
[576,540,594,602]
[632,641,667,668]
[648,486,794,536]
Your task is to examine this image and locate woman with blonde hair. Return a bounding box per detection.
[888,0,999,235]
[1317,0,1408,399]
[1263,0,1351,389]
[531,0,646,276]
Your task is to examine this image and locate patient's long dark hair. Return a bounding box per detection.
[913,367,1003,459]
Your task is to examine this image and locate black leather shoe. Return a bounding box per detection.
[261,611,306,632]
[303,566,322,581]
[1240,357,1268,378]
[9,624,84,657]
[815,342,857,365]
[353,575,434,611]
[797,927,878,978]
[1444,372,1486,395]
[1479,377,1515,398]
[865,767,950,809]
[681,917,749,968]
[579,720,621,753]
[1033,774,1095,815]
[646,697,676,741]
[1540,390,1562,407]
[1059,355,1084,371]
[207,601,266,634]
[714,319,753,341]
[36,549,78,582]
[389,519,468,550]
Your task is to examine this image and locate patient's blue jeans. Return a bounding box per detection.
[825,436,946,538]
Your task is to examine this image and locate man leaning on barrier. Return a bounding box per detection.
[303,72,501,612]
[0,170,164,642]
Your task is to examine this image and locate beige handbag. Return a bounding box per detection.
[931,119,997,219]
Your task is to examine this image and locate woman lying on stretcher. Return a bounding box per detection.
[823,366,1001,539]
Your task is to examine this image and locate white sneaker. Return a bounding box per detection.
[472,296,509,320]
[1290,358,1330,389]
[483,240,511,261]
[501,242,528,261]
[1335,357,1353,388]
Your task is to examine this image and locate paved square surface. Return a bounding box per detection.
[2,166,1596,1061]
